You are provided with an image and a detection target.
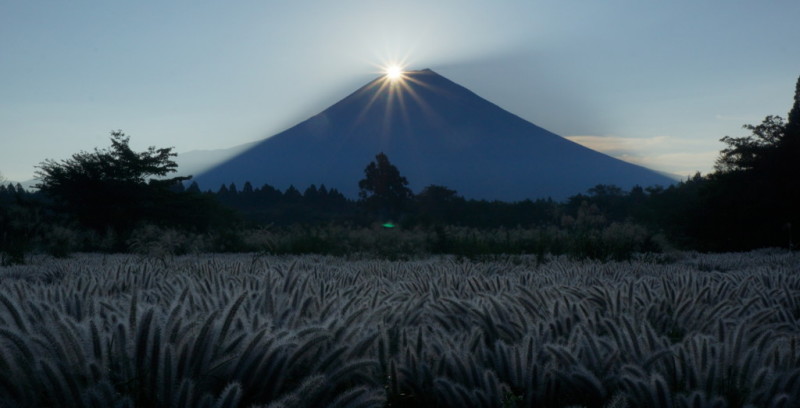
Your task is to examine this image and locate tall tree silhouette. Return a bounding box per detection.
[702,74,800,250]
[780,75,800,248]
[358,153,412,218]
[35,131,222,246]
[415,185,462,225]
[785,75,800,141]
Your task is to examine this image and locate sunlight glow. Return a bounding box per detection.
[353,59,444,150]
[384,65,404,80]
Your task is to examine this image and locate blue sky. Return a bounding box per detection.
[2,0,799,183]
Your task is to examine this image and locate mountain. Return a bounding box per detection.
[176,142,257,182]
[193,69,674,200]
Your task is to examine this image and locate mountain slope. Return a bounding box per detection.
[194,69,673,200]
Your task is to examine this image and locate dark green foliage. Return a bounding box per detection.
[33,131,234,250]
[0,185,42,265]
[786,76,800,139]
[715,115,786,173]
[35,131,177,237]
[213,182,352,226]
[358,152,413,218]
[35,131,186,233]
[676,75,799,251]
[413,185,462,225]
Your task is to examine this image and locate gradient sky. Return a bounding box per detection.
[2,0,799,183]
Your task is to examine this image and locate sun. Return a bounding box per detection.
[384,65,404,81]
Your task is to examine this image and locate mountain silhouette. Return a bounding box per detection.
[193,69,674,200]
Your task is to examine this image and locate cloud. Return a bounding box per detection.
[564,135,719,177]
[714,114,761,122]
[565,135,670,156]
[616,151,719,177]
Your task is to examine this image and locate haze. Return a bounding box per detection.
[2,0,799,182]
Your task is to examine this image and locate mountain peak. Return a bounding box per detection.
[404,68,434,73]
[194,70,673,200]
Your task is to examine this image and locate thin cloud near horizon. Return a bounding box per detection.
[565,135,720,177]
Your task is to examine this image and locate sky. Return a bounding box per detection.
[2,0,799,183]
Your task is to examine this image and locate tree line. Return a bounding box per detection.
[2,75,799,263]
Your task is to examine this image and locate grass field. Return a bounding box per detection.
[1,251,799,407]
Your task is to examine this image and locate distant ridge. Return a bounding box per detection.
[194,69,674,200]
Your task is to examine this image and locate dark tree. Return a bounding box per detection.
[695,75,800,250]
[34,131,222,246]
[304,184,319,201]
[37,131,184,191]
[284,185,302,202]
[358,153,413,218]
[415,185,462,225]
[714,115,785,173]
[716,75,800,176]
[777,75,800,249]
[0,183,41,265]
[785,75,800,143]
[186,181,201,193]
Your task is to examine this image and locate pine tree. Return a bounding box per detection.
[782,75,800,249]
[785,75,800,140]
[186,181,201,193]
[704,74,800,250]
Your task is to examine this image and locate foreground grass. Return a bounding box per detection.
[0,251,799,407]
